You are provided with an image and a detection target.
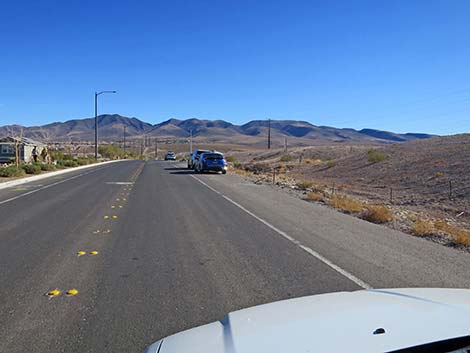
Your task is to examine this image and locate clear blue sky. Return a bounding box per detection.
[1,0,470,135]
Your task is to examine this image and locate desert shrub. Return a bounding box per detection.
[98,145,127,159]
[233,162,242,169]
[305,159,322,165]
[0,166,25,177]
[361,205,393,223]
[367,148,387,163]
[434,220,470,245]
[21,164,42,174]
[39,163,56,171]
[225,156,237,163]
[296,180,313,190]
[412,219,434,236]
[326,160,336,168]
[435,171,444,178]
[330,195,365,213]
[280,154,293,162]
[76,157,94,166]
[306,191,324,201]
[58,160,78,168]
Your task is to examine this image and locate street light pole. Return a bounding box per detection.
[94,90,117,160]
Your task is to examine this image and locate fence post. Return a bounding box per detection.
[332,182,335,195]
[272,168,276,184]
[449,180,452,199]
[390,187,393,203]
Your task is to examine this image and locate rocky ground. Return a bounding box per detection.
[226,135,470,253]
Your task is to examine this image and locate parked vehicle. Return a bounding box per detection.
[195,152,227,174]
[188,149,211,169]
[164,152,176,160]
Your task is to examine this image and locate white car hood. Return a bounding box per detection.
[144,288,470,353]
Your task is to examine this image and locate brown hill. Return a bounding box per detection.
[293,134,470,218]
[0,114,434,145]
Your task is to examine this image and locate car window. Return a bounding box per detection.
[203,154,223,160]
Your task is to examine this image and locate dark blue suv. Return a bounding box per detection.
[195,152,227,174]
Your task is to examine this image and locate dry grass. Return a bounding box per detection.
[329,195,365,214]
[361,205,393,223]
[232,169,254,177]
[410,218,470,245]
[280,154,293,162]
[296,180,313,190]
[304,159,323,165]
[412,218,435,236]
[306,191,325,201]
[277,164,286,173]
[435,220,470,245]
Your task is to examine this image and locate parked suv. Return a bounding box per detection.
[195,152,227,174]
[188,149,211,169]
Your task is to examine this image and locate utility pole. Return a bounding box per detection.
[284,137,287,153]
[267,118,271,149]
[123,126,126,152]
[154,138,158,158]
[189,129,193,154]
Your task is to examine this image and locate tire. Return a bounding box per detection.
[222,170,227,174]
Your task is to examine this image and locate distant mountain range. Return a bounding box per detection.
[0,114,434,146]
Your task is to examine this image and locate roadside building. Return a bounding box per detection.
[0,136,46,164]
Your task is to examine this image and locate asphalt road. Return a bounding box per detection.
[1,160,469,353]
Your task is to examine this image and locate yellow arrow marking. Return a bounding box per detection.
[66,289,78,296]
[89,251,99,255]
[77,251,86,256]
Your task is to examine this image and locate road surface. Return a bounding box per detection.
[1,160,469,352]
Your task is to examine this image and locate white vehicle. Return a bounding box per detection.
[143,288,470,353]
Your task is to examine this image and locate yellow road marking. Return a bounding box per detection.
[47,289,61,297]
[77,251,86,256]
[103,215,109,219]
[93,230,101,234]
[66,289,78,296]
[111,205,116,209]
[89,251,99,255]
[112,215,118,219]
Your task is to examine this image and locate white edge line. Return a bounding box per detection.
[0,167,104,206]
[0,159,126,191]
[190,174,373,290]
